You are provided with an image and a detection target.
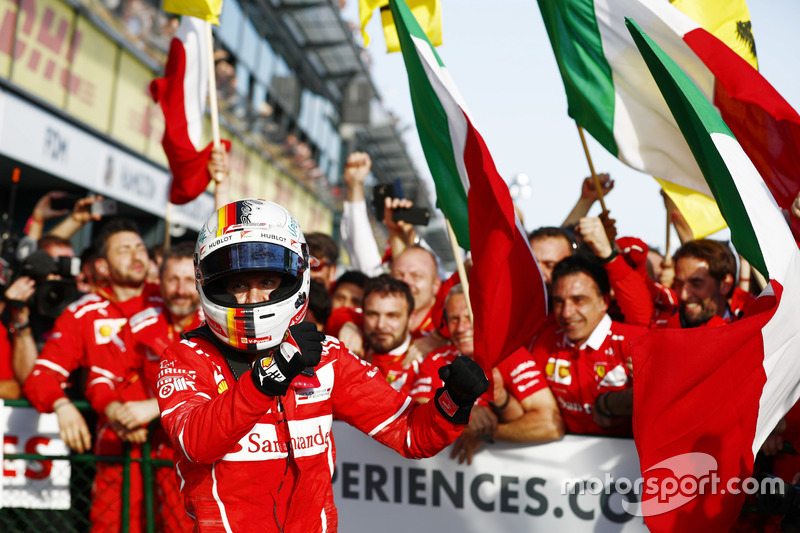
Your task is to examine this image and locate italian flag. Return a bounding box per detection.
[387,0,547,370]
[537,0,800,216]
[626,18,800,531]
[150,16,229,205]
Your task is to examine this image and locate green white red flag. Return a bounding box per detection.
[626,18,800,531]
[537,0,800,211]
[150,16,229,205]
[387,0,547,370]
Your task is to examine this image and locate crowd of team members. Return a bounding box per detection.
[1,147,800,530]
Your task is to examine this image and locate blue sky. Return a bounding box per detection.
[343,0,799,254]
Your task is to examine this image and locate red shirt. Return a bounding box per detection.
[23,284,161,413]
[0,323,14,383]
[409,346,547,404]
[410,307,436,339]
[324,306,363,338]
[604,253,654,327]
[532,315,647,436]
[367,336,418,395]
[497,347,549,403]
[408,346,459,402]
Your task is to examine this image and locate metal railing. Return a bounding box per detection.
[1,399,181,533]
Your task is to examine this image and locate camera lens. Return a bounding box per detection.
[36,280,80,319]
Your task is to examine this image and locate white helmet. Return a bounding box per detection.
[195,199,311,352]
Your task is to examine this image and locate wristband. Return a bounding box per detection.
[24,217,43,234]
[599,250,619,264]
[490,394,510,413]
[8,321,30,335]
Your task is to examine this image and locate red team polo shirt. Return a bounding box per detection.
[409,346,547,404]
[532,315,647,436]
[367,336,419,395]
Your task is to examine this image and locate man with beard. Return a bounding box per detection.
[22,219,160,531]
[651,239,746,329]
[362,274,419,393]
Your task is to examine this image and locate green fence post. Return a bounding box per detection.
[143,422,155,533]
[121,441,131,533]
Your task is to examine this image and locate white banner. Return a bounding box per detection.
[0,88,215,228]
[1,404,71,509]
[332,421,648,532]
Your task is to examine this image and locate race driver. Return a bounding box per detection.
[156,199,488,532]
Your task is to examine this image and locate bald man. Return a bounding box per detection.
[390,246,442,338]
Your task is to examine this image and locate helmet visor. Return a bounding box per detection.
[198,242,307,286]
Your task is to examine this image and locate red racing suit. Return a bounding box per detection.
[532,315,647,436]
[157,332,463,533]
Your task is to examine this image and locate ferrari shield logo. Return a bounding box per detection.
[595,364,606,378]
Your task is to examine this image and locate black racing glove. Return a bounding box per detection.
[433,356,489,425]
[251,323,325,396]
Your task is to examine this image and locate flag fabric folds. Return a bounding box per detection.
[380,0,441,53]
[387,0,547,371]
[656,178,724,239]
[536,0,800,219]
[626,18,800,531]
[150,16,229,205]
[669,0,757,69]
[359,0,441,52]
[163,0,223,25]
[657,0,756,238]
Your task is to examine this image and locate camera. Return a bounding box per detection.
[0,235,37,288]
[11,250,82,319]
[371,183,431,226]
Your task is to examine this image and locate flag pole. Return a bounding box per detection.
[205,22,223,173]
[576,124,608,213]
[665,201,672,258]
[446,219,474,324]
[164,202,173,250]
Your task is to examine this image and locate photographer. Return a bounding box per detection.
[4,235,82,384]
